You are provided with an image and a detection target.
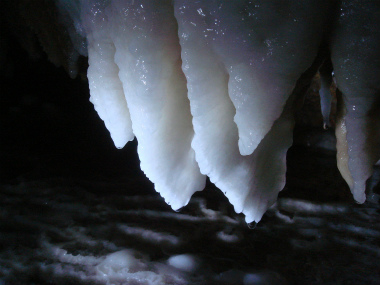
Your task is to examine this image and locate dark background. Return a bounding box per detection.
[0,31,146,185]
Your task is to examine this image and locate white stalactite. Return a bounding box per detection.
[50,0,380,222]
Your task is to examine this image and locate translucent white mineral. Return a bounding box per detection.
[331,2,380,203]
[52,0,380,223]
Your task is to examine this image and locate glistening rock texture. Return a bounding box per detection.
[1,25,380,284]
[0,178,379,285]
[2,0,380,223]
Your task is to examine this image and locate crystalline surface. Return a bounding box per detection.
[3,0,380,283]
[172,0,331,221]
[82,0,205,210]
[331,0,380,203]
[174,0,330,156]
[36,0,379,222]
[81,0,134,149]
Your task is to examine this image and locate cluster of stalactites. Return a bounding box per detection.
[11,0,380,222]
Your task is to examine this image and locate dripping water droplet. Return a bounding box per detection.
[174,207,184,213]
[247,222,257,229]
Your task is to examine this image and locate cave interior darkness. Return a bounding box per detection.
[1,4,380,285]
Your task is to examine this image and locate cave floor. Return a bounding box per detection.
[1,173,379,285]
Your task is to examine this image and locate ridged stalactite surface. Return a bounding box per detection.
[10,0,379,223]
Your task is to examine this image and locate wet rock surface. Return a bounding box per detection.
[1,31,380,285]
[0,176,379,285]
